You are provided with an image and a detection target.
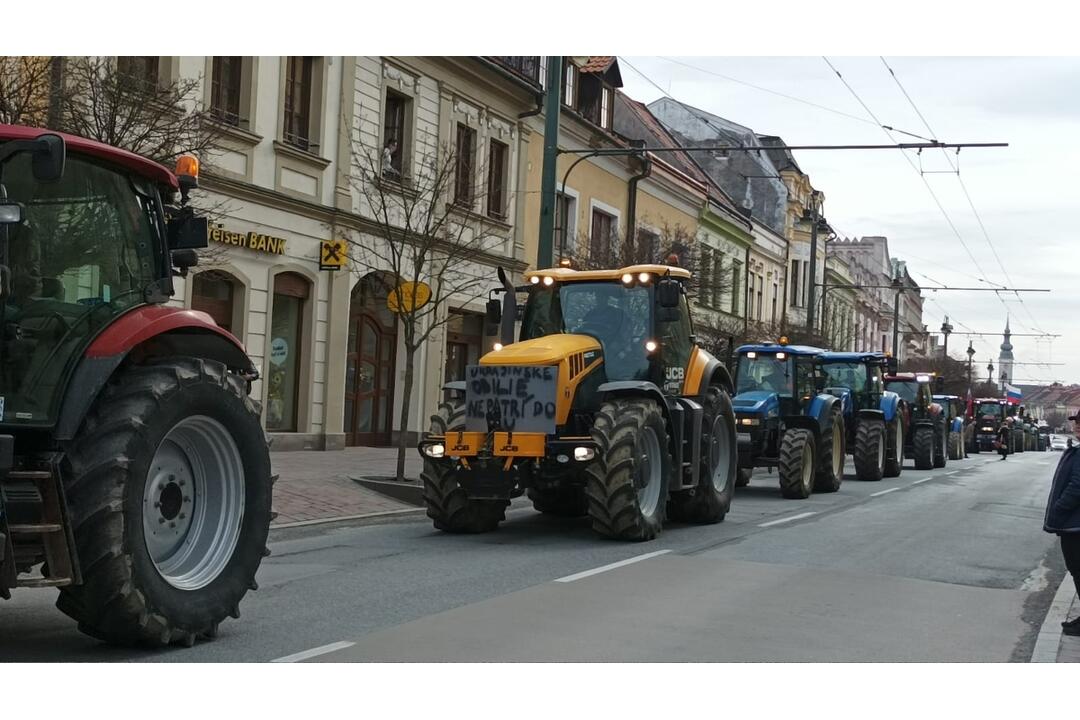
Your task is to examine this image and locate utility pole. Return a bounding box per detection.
[536,56,563,271]
[892,284,901,363]
[966,341,975,389]
[805,192,821,333]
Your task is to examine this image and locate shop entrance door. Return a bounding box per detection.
[345,274,398,446]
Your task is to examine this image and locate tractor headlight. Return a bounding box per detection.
[574,446,595,461]
[530,275,540,285]
[423,443,446,459]
[982,426,994,432]
[638,272,651,283]
[622,273,634,285]
[739,418,761,426]
[645,340,658,353]
[542,276,554,287]
[493,342,504,351]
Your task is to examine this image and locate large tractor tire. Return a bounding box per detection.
[778,428,816,500]
[913,426,934,470]
[932,419,948,469]
[883,418,904,478]
[814,407,845,493]
[421,401,508,533]
[853,417,885,482]
[1013,430,1024,454]
[669,386,737,524]
[56,358,272,647]
[586,398,671,541]
[527,486,588,517]
[948,433,964,461]
[736,469,752,487]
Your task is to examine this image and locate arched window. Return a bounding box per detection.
[267,272,311,432]
[191,270,241,333]
[345,272,399,446]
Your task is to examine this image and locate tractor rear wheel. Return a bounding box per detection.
[948,433,963,460]
[586,398,671,541]
[853,418,885,481]
[814,406,845,493]
[56,358,272,647]
[883,418,903,478]
[421,401,508,533]
[778,428,815,499]
[668,386,737,523]
[913,426,934,469]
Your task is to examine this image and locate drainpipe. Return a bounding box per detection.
[625,152,653,255]
[743,244,751,336]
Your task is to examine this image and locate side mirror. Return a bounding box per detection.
[485,298,502,327]
[171,249,199,277]
[167,211,208,250]
[657,278,680,308]
[32,134,66,183]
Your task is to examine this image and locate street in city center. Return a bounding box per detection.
[0,449,1068,663]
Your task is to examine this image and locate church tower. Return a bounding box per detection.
[998,317,1014,391]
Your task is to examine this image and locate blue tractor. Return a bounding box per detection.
[818,352,905,481]
[933,394,968,460]
[731,342,845,499]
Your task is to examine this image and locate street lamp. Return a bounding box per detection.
[987,360,994,384]
[802,192,829,333]
[941,316,954,360]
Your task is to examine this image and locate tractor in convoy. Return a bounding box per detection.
[1038,422,1051,451]
[418,263,738,541]
[818,352,904,481]
[884,372,948,470]
[974,398,1009,453]
[933,394,968,460]
[1007,404,1026,453]
[0,126,272,646]
[729,341,845,499]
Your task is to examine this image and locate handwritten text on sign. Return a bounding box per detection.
[464,365,557,433]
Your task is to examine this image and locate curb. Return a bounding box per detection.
[350,476,425,506]
[270,506,427,531]
[1030,572,1076,662]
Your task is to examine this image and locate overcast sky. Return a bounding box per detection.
[622,56,1079,387]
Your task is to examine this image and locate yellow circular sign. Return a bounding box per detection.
[386,281,432,313]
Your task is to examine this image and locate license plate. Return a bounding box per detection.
[737,432,752,443]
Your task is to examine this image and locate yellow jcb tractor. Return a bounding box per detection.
[418,263,737,541]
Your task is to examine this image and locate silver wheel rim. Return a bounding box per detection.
[832,426,843,477]
[896,422,903,464]
[143,415,246,591]
[710,415,734,493]
[801,441,814,493]
[877,427,885,469]
[636,426,663,517]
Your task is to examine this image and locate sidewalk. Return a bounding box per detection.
[270,446,425,527]
[1058,592,1080,663]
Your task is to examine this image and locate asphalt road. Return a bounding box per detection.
[0,447,1066,662]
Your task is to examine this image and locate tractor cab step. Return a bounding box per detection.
[0,463,80,592]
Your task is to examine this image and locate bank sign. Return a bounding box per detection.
[209,225,288,255]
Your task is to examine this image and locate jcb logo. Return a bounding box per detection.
[451,444,471,452]
[665,367,685,381]
[499,444,519,453]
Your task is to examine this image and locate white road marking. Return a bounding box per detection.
[911,477,933,485]
[757,511,817,528]
[946,471,961,476]
[271,641,356,663]
[554,550,671,583]
[870,487,902,497]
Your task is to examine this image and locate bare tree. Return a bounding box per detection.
[0,57,56,126]
[342,136,510,481]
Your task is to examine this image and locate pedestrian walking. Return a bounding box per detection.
[1044,413,1080,636]
[997,420,1011,460]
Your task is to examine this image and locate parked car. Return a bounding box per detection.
[1051,435,1068,451]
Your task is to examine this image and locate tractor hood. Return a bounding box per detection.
[480,334,602,367]
[732,391,780,418]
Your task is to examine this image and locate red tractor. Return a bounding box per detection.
[884,372,948,470]
[0,126,272,646]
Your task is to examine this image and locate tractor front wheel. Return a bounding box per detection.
[668,386,737,523]
[883,418,904,478]
[421,401,509,533]
[933,420,948,469]
[814,406,845,493]
[778,428,816,499]
[854,418,885,482]
[913,426,934,470]
[56,358,272,647]
[586,398,671,541]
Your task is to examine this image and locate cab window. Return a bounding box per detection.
[658,294,693,391]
